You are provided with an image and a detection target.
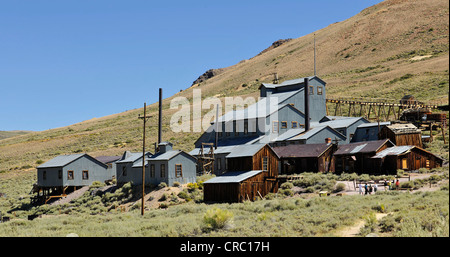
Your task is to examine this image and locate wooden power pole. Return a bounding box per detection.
[138,102,152,216]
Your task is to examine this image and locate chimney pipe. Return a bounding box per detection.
[304,78,310,131]
[158,88,162,144]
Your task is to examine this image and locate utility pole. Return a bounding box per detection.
[138,102,152,216]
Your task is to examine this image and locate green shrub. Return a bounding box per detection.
[173,181,181,187]
[202,208,233,231]
[280,182,294,190]
[158,182,167,189]
[334,183,346,192]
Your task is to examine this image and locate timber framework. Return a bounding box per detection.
[326,97,439,122]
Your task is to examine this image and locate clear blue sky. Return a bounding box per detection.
[0,0,383,131]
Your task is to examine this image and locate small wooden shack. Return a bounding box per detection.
[272,143,336,174]
[203,144,279,202]
[371,145,444,173]
[379,123,422,147]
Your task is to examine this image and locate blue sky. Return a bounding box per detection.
[0,0,383,131]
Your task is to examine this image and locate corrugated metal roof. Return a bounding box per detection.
[116,152,151,163]
[272,143,332,158]
[226,144,266,158]
[318,117,367,129]
[386,123,421,134]
[357,122,391,128]
[261,76,317,89]
[273,128,305,141]
[203,170,263,184]
[150,150,182,161]
[334,139,392,155]
[371,146,414,159]
[189,145,237,156]
[37,153,85,168]
[95,156,121,164]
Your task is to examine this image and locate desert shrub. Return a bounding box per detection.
[157,182,167,189]
[90,181,104,188]
[397,169,405,177]
[187,182,199,192]
[173,181,181,187]
[280,182,294,190]
[278,188,294,197]
[334,183,346,192]
[177,190,190,200]
[159,193,168,202]
[358,174,370,182]
[202,208,233,231]
[339,172,358,181]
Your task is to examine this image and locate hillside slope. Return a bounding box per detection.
[0,0,448,174]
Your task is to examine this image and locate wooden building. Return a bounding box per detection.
[371,145,444,174]
[272,143,336,174]
[333,139,394,174]
[203,144,279,202]
[34,153,110,203]
[379,123,422,148]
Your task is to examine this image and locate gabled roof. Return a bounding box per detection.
[37,153,108,169]
[217,100,304,123]
[315,117,369,129]
[150,150,197,162]
[116,151,152,164]
[259,76,326,89]
[226,144,267,158]
[272,143,333,158]
[334,139,394,155]
[203,170,263,184]
[287,125,346,141]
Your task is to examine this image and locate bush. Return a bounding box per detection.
[173,181,181,187]
[280,182,294,190]
[202,208,233,231]
[158,182,167,189]
[334,183,346,192]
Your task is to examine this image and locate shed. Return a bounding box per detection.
[333,139,394,174]
[371,145,444,173]
[379,123,422,147]
[272,143,336,174]
[226,143,279,178]
[203,170,266,202]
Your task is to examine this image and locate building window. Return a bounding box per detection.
[82,170,89,180]
[175,164,182,178]
[58,170,62,179]
[217,158,222,170]
[161,164,166,178]
[68,170,74,180]
[150,164,155,178]
[309,86,314,95]
[281,121,287,129]
[292,121,298,128]
[122,166,127,176]
[262,156,269,171]
[426,159,430,168]
[273,121,279,133]
[317,86,323,95]
[43,170,47,180]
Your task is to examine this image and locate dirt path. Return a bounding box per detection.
[337,213,389,237]
[49,186,90,206]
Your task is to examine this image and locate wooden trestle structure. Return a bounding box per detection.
[326,98,439,122]
[197,143,215,175]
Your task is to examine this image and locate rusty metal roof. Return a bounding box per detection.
[334,139,393,155]
[272,143,333,158]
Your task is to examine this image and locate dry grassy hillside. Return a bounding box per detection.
[0,0,448,174]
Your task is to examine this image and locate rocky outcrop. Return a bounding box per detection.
[192,68,225,85]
